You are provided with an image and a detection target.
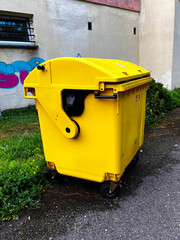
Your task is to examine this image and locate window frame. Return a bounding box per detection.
[0,14,38,48]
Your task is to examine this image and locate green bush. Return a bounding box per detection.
[169,88,180,106]
[145,80,180,126]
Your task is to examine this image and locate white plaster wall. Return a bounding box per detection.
[0,0,51,111]
[139,0,175,89]
[85,2,139,62]
[0,0,139,110]
[172,0,180,89]
[46,0,89,57]
[46,0,139,61]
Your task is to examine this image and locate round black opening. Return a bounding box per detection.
[66,127,71,133]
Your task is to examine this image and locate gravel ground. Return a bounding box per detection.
[0,108,180,240]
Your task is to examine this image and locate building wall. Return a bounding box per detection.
[0,0,50,110]
[139,0,175,89]
[172,0,180,89]
[0,0,139,111]
[47,0,139,60]
[83,0,141,12]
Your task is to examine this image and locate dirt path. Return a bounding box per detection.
[1,108,180,240]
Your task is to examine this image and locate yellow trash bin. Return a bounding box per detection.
[24,58,152,198]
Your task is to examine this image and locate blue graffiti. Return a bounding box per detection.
[0,57,44,75]
[77,53,82,57]
[28,58,44,69]
[0,57,45,88]
[0,62,14,75]
[12,61,32,72]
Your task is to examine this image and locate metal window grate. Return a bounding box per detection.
[0,15,35,43]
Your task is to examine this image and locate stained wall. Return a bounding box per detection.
[0,0,139,110]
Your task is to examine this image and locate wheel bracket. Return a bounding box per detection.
[109,182,119,193]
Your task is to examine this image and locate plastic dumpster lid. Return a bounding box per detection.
[49,58,150,84]
[24,58,151,139]
[24,58,151,89]
[83,58,150,81]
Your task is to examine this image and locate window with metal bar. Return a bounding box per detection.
[0,15,37,48]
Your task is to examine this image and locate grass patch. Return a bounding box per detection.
[0,105,39,137]
[0,133,44,161]
[0,106,50,221]
[0,147,49,221]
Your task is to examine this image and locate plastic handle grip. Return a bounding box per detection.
[95,93,117,99]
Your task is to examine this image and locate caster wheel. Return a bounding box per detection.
[100,182,120,199]
[45,169,62,183]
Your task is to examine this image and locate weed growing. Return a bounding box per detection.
[0,133,44,161]
[0,106,50,221]
[0,146,49,221]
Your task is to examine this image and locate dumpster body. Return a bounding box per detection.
[24,58,152,197]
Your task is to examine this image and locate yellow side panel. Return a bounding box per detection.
[37,85,147,183]
[118,86,147,170]
[37,93,120,182]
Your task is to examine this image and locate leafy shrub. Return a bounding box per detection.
[145,80,180,126]
[169,88,180,106]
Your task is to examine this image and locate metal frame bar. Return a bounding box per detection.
[0,15,36,45]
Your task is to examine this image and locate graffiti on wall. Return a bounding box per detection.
[0,57,45,89]
[77,53,82,57]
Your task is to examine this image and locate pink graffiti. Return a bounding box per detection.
[0,58,45,89]
[0,73,19,88]
[20,70,29,85]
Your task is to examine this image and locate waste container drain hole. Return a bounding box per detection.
[66,128,71,133]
